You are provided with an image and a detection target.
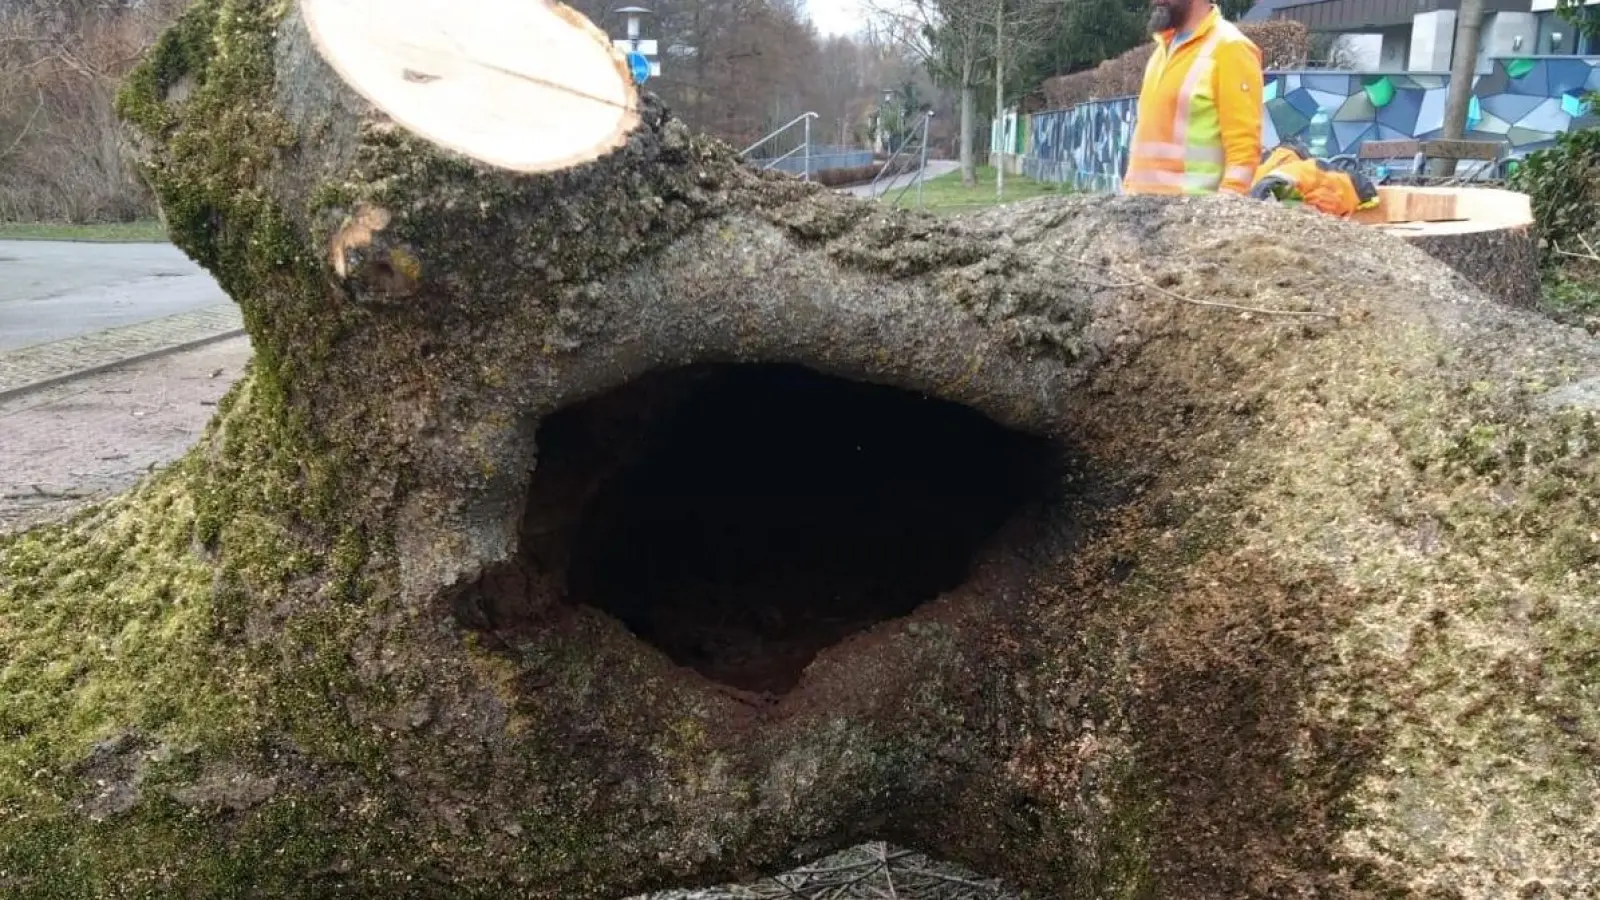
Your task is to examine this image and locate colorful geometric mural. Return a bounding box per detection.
[1019,56,1600,192]
[1022,99,1136,191]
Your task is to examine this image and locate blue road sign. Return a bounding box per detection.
[627,51,650,85]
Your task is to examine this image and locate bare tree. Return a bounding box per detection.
[993,0,1060,197]
[814,35,886,147]
[856,22,958,153]
[863,0,988,183]
[865,0,1055,186]
[1436,0,1486,176]
[563,0,885,151]
[1307,32,1367,69]
[0,0,192,221]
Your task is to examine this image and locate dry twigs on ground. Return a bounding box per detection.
[1070,256,1340,320]
[631,843,1020,900]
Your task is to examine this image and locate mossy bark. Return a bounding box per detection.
[1,1,1596,898]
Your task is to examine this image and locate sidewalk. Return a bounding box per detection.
[0,303,244,401]
[0,306,251,534]
[839,160,960,198]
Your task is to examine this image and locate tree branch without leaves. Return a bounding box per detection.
[0,87,43,162]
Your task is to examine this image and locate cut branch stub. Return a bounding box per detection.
[328,204,424,299]
[301,0,639,173]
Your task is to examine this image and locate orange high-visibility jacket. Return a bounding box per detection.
[1123,7,1264,196]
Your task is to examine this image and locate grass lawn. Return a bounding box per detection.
[1542,268,1600,328]
[887,165,1070,213]
[0,219,167,242]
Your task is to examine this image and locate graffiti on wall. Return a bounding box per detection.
[1022,98,1136,191]
[1263,58,1600,154]
[1024,56,1600,191]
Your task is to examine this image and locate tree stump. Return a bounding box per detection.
[1,1,1597,898]
[1352,185,1542,309]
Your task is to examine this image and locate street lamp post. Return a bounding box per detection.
[612,5,659,81]
[877,89,895,155]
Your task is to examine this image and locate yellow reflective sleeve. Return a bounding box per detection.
[1213,38,1265,194]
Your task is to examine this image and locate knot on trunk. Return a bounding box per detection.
[329,204,421,300]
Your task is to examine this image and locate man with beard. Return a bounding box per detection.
[1123,0,1264,196]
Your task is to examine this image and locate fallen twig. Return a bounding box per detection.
[1073,256,1339,320]
[1580,233,1600,260]
[1,485,92,500]
[879,843,898,900]
[631,843,1011,900]
[1553,233,1600,266]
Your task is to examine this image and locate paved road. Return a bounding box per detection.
[840,160,961,198]
[0,240,225,352]
[0,335,251,534]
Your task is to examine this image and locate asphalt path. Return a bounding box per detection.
[840,159,960,198]
[0,240,225,352]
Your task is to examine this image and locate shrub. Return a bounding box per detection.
[1040,20,1310,109]
[1509,123,1600,268]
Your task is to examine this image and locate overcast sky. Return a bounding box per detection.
[806,0,869,35]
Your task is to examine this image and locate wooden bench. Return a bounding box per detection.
[1417,139,1512,181]
[1325,140,1421,181]
[1329,137,1511,185]
[1356,139,1421,162]
[1417,138,1506,163]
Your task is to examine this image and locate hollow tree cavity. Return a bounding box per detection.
[461,363,1058,697]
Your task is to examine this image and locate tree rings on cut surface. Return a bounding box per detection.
[301,0,639,172]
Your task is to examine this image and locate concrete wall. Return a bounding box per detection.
[1409,10,1457,70]
[1405,10,1529,73]
[1377,26,1411,69]
[1536,12,1580,53]
[1482,12,1538,63]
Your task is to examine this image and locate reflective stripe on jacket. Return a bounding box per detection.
[1123,7,1263,196]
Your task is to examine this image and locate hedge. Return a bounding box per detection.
[1040,20,1310,110]
[809,158,920,188]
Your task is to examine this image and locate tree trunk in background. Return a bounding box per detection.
[960,72,976,184]
[953,54,979,182]
[0,2,1592,899]
[995,0,1005,199]
[1435,0,1486,177]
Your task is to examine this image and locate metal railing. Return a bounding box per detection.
[740,112,819,181]
[867,111,932,208]
[768,148,875,176]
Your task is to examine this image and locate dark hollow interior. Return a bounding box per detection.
[527,363,1055,696]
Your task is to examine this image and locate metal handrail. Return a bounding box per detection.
[739,112,818,156]
[758,143,807,169]
[885,113,933,207]
[740,111,818,180]
[869,111,932,207]
[866,114,922,193]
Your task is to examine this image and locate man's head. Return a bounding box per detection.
[1148,0,1203,33]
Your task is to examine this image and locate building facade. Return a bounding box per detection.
[1262,0,1596,70]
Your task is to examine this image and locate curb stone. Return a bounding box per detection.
[0,305,247,402]
[0,236,171,245]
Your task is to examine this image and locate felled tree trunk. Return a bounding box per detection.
[1,2,1596,899]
